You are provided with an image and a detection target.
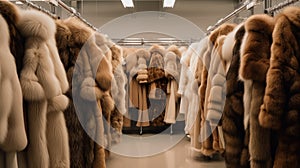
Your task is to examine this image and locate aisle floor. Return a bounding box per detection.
[106,135,225,168]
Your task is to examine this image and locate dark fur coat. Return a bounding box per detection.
[56,18,110,168]
[222,24,250,168]
[239,14,275,168]
[259,7,300,168]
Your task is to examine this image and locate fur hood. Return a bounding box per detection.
[17,10,56,40]
[239,14,274,82]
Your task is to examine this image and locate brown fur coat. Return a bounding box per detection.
[222,24,250,168]
[239,14,275,168]
[259,7,300,168]
[56,18,112,168]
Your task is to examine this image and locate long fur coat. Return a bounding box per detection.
[222,24,250,168]
[199,23,235,156]
[0,10,27,168]
[17,10,70,168]
[259,7,300,168]
[56,18,113,168]
[239,14,275,168]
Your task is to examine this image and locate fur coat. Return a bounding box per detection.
[164,51,178,124]
[239,14,275,168]
[178,42,197,119]
[56,18,113,168]
[17,10,70,168]
[259,7,300,168]
[110,44,126,144]
[199,23,235,157]
[135,49,151,127]
[0,10,27,168]
[222,24,250,168]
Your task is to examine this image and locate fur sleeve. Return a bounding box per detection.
[86,37,113,91]
[20,48,46,101]
[259,16,290,130]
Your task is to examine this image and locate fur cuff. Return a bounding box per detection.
[48,95,69,112]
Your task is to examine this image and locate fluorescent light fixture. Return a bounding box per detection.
[121,0,134,8]
[163,0,176,8]
[15,1,23,5]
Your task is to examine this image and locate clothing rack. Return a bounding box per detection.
[206,0,260,33]
[18,0,58,19]
[264,0,299,14]
[113,38,196,46]
[57,0,99,32]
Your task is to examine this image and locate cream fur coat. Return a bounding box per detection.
[0,13,27,168]
[17,10,70,168]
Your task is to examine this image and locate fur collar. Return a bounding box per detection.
[64,17,93,47]
[244,14,274,35]
[280,6,300,28]
[209,23,236,45]
[0,1,20,24]
[136,48,150,61]
[167,45,182,58]
[149,44,165,56]
[17,10,56,40]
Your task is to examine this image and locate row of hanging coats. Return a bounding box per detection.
[0,1,127,168]
[184,6,300,168]
[122,44,186,129]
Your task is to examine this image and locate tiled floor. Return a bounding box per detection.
[106,134,226,168]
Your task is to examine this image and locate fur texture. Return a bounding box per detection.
[239,14,275,168]
[0,1,24,75]
[222,24,250,168]
[0,13,27,165]
[259,7,300,168]
[148,45,165,83]
[199,23,235,157]
[110,44,126,144]
[56,19,110,168]
[18,10,70,168]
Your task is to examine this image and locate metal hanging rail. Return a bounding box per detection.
[113,38,195,46]
[56,0,99,32]
[206,0,260,33]
[264,0,299,14]
[18,0,58,19]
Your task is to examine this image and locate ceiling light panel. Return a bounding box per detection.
[121,0,134,8]
[163,0,176,8]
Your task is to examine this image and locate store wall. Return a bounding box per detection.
[72,0,238,32]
